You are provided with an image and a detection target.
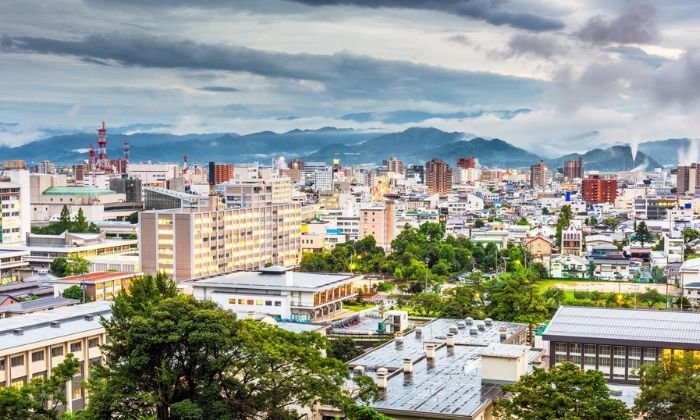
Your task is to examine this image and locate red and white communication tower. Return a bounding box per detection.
[95,120,110,171]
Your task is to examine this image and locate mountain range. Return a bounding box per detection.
[0,126,690,171]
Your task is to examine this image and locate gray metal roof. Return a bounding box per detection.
[0,297,78,314]
[189,271,360,292]
[543,306,700,348]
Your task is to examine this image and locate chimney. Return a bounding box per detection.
[499,326,508,342]
[395,332,404,348]
[353,365,365,376]
[415,327,422,339]
[424,341,437,360]
[448,325,458,335]
[484,318,493,327]
[376,367,389,390]
[457,321,466,329]
[446,333,455,347]
[477,322,486,331]
[285,271,294,286]
[465,317,473,326]
[403,358,413,374]
[469,327,478,336]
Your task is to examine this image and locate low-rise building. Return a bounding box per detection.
[0,302,111,412]
[188,267,359,322]
[22,232,137,269]
[543,306,700,384]
[0,248,29,284]
[550,254,589,279]
[52,272,141,302]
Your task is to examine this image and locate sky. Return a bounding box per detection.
[1,0,700,156]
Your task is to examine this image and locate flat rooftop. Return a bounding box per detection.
[55,271,141,284]
[543,306,700,349]
[0,301,112,352]
[43,186,116,196]
[189,269,360,292]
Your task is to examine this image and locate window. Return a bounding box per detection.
[247,299,254,305]
[32,351,45,362]
[51,347,64,357]
[570,343,581,355]
[70,342,82,353]
[643,348,657,364]
[555,343,567,354]
[274,301,282,307]
[265,301,272,306]
[88,338,100,348]
[255,300,263,306]
[599,345,611,357]
[228,298,236,304]
[0,359,5,371]
[238,299,244,304]
[11,355,24,367]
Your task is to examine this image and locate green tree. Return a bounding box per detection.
[329,337,363,362]
[440,285,485,319]
[62,284,85,301]
[485,269,548,329]
[516,217,530,226]
[495,362,631,420]
[85,273,350,419]
[682,229,700,244]
[638,288,665,308]
[58,205,71,232]
[50,257,67,277]
[634,222,654,247]
[473,219,485,228]
[0,354,80,419]
[127,211,140,224]
[410,292,442,317]
[63,253,89,276]
[555,205,573,247]
[73,208,89,233]
[634,351,700,419]
[602,218,620,231]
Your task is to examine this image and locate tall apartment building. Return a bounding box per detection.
[456,157,478,170]
[208,162,234,185]
[218,177,293,208]
[677,163,700,194]
[359,201,396,250]
[0,170,30,245]
[529,159,547,188]
[313,168,333,192]
[2,160,26,170]
[0,302,111,412]
[140,201,301,282]
[425,158,452,195]
[383,157,404,174]
[34,160,57,175]
[582,175,618,203]
[563,157,584,179]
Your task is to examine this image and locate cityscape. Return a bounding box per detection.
[2,1,700,419]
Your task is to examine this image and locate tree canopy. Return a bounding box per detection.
[634,351,700,419]
[495,362,631,420]
[32,205,99,235]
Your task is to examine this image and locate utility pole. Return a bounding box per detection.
[424,257,430,291]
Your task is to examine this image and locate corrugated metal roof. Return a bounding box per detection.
[43,186,115,195]
[543,306,700,346]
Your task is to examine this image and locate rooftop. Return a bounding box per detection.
[189,270,360,292]
[0,301,111,352]
[543,306,700,349]
[55,271,141,284]
[0,296,78,315]
[42,186,116,196]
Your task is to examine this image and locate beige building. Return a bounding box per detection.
[530,159,547,188]
[140,200,301,282]
[219,177,293,208]
[0,302,111,412]
[425,158,452,195]
[359,201,396,250]
[53,272,142,302]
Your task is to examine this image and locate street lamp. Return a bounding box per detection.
[424,257,430,291]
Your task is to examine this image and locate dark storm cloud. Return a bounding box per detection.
[502,34,566,59]
[86,0,565,32]
[1,32,544,105]
[198,86,241,92]
[576,4,659,45]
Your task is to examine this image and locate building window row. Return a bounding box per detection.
[228,298,282,307]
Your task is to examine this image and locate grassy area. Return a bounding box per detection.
[343,302,376,312]
[535,279,629,291]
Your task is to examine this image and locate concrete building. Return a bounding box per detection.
[530,160,546,188]
[0,296,78,319]
[0,301,111,412]
[218,177,293,208]
[143,187,208,210]
[2,160,27,170]
[550,254,588,279]
[334,317,537,420]
[188,267,359,321]
[127,163,181,187]
[425,158,452,195]
[563,157,584,179]
[140,202,301,282]
[560,221,583,256]
[52,272,141,302]
[524,232,553,262]
[582,175,618,204]
[313,167,333,192]
[109,177,142,203]
[209,162,234,185]
[0,248,29,284]
[676,163,700,195]
[383,157,404,174]
[359,201,396,250]
[23,232,137,269]
[0,169,30,244]
[543,306,700,384]
[456,157,478,170]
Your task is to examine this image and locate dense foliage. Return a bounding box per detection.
[32,206,99,235]
[50,253,90,277]
[495,363,631,420]
[634,351,700,419]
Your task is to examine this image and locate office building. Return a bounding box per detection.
[0,181,24,244]
[456,157,478,170]
[109,177,142,203]
[52,272,141,302]
[34,160,57,175]
[218,177,293,208]
[189,267,359,321]
[405,164,424,184]
[127,163,181,187]
[143,187,208,210]
[383,157,404,174]
[676,163,700,195]
[313,167,333,192]
[140,202,301,282]
[425,158,452,195]
[582,175,618,204]
[543,306,700,384]
[0,249,29,284]
[0,301,111,412]
[359,201,396,250]
[529,159,546,188]
[563,157,584,179]
[24,232,137,269]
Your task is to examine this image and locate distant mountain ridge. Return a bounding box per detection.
[0,126,686,171]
